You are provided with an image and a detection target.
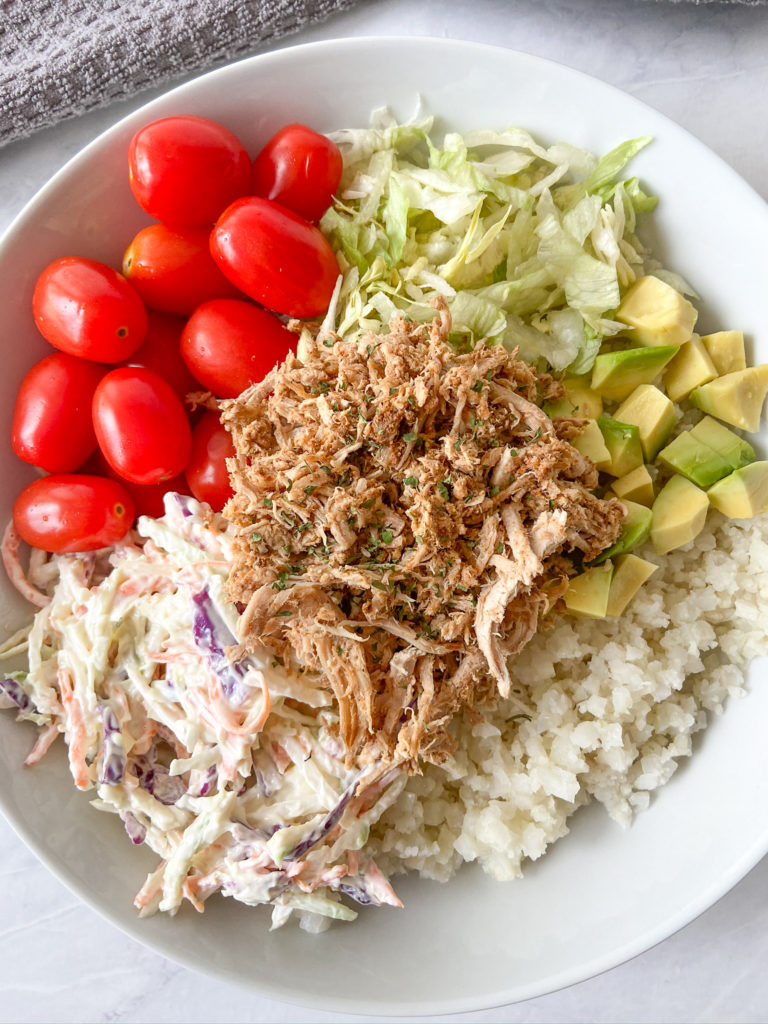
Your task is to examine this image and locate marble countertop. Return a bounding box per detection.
[2,1,768,1021]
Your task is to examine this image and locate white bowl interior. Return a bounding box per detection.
[1,38,767,1015]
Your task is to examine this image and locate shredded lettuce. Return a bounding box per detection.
[321,112,659,373]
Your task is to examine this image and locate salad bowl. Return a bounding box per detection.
[1,36,768,1015]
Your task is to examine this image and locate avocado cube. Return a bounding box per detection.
[707,461,768,519]
[563,563,614,618]
[606,554,658,617]
[544,376,604,419]
[657,431,732,488]
[689,416,754,470]
[572,419,611,469]
[616,275,697,348]
[597,416,644,477]
[591,345,679,402]
[701,331,746,375]
[610,465,655,507]
[689,365,768,433]
[650,475,709,555]
[663,335,718,403]
[614,384,677,461]
[591,498,652,564]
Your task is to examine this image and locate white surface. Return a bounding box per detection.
[1,2,768,1022]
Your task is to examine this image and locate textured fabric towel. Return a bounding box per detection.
[0,0,361,147]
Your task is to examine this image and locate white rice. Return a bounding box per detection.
[371,512,768,883]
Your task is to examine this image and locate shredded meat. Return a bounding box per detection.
[222,302,623,770]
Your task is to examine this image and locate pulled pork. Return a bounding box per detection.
[222,303,623,769]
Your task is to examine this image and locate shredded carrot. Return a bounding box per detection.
[134,861,166,910]
[57,669,91,790]
[181,875,206,913]
[1,522,50,608]
[24,722,59,766]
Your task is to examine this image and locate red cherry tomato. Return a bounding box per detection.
[123,310,198,401]
[128,115,251,227]
[13,475,135,553]
[93,367,191,485]
[180,299,295,398]
[32,257,148,362]
[210,197,339,318]
[12,353,104,473]
[186,411,235,512]
[85,447,190,519]
[122,225,241,315]
[252,123,343,223]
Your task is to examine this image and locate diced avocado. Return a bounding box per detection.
[663,335,718,403]
[650,475,709,555]
[707,461,768,519]
[616,275,697,347]
[544,376,604,419]
[701,330,746,375]
[563,563,614,619]
[614,384,677,461]
[592,498,652,564]
[590,345,679,402]
[610,465,655,507]
[689,416,754,470]
[597,416,644,477]
[572,419,611,469]
[657,430,732,488]
[606,554,658,617]
[689,365,768,433]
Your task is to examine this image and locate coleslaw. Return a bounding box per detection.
[0,494,404,930]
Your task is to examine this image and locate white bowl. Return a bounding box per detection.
[1,37,768,1016]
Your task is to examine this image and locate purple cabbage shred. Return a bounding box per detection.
[0,678,33,714]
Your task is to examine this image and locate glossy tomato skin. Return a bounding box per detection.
[186,411,235,512]
[13,475,135,553]
[251,123,343,223]
[123,224,242,316]
[12,353,104,473]
[85,447,190,518]
[123,310,198,401]
[128,115,251,227]
[32,257,148,362]
[92,367,191,485]
[181,299,294,398]
[210,197,339,318]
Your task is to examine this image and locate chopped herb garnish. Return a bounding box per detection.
[361,497,376,509]
[381,529,393,544]
[404,475,418,487]
[403,431,419,443]
[490,485,500,498]
[338,470,351,487]
[276,610,292,617]
[320,465,332,475]
[322,339,334,348]
[251,532,262,543]
[471,379,484,393]
[437,481,451,501]
[496,540,504,554]
[304,485,315,495]
[285,479,293,492]
[370,580,389,592]
[263,497,273,508]
[407,395,418,408]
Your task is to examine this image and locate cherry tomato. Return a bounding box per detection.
[123,310,198,401]
[122,224,241,315]
[93,367,191,485]
[186,411,235,512]
[84,448,190,519]
[180,299,294,398]
[12,353,104,473]
[32,257,148,362]
[128,115,251,226]
[210,198,339,318]
[13,475,135,553]
[252,123,343,223]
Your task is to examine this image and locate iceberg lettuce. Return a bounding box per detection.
[321,113,660,373]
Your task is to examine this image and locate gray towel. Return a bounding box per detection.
[0,0,361,147]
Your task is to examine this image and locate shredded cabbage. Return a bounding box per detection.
[321,108,657,373]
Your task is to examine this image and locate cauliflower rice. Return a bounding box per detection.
[371,512,768,882]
